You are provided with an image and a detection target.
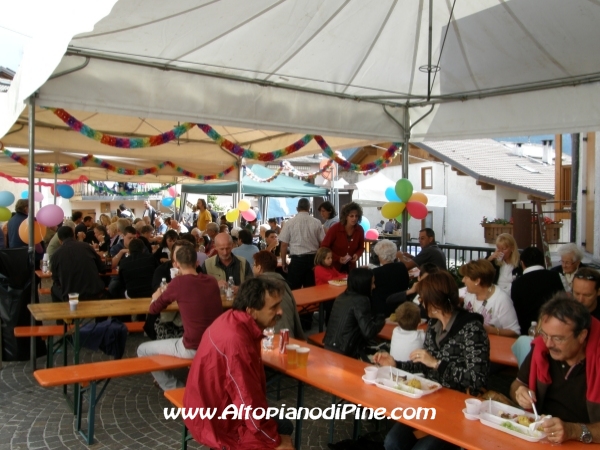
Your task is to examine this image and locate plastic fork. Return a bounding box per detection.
[528,390,539,421]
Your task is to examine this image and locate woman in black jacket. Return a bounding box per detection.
[374,271,490,450]
[323,267,385,358]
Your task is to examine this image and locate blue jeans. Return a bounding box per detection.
[384,423,458,450]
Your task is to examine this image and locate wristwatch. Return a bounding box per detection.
[579,423,592,443]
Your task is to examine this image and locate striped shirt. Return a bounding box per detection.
[278,212,325,255]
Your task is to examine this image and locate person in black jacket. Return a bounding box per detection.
[371,240,409,316]
[323,267,385,358]
[511,247,564,335]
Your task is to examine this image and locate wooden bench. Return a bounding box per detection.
[34,355,193,444]
[14,322,146,368]
[164,388,193,450]
[308,331,325,347]
[38,287,51,296]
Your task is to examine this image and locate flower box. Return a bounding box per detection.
[482,223,513,244]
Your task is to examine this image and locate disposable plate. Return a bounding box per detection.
[366,366,442,399]
[478,400,547,442]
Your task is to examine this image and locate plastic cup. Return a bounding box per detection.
[364,366,378,380]
[296,347,310,367]
[465,398,481,415]
[286,344,299,364]
[170,267,179,279]
[68,293,79,301]
[495,252,504,263]
[69,299,79,311]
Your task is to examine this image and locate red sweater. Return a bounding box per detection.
[314,265,345,286]
[149,273,222,349]
[321,222,364,272]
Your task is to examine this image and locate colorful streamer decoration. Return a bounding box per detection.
[86,180,175,196]
[2,147,92,174]
[50,108,195,148]
[197,124,313,161]
[0,171,88,186]
[242,158,336,183]
[315,136,401,173]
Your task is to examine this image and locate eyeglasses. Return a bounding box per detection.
[560,260,575,265]
[538,329,573,344]
[575,274,596,280]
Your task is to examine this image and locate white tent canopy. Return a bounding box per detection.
[3,0,600,146]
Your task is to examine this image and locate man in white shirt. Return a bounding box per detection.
[279,198,325,289]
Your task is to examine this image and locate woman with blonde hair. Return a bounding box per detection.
[487,233,520,295]
[99,213,111,227]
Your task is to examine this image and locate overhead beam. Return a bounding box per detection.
[476,180,495,190]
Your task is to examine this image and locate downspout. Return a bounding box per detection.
[28,96,36,370]
[572,134,580,245]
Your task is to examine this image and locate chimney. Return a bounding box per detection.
[542,140,551,164]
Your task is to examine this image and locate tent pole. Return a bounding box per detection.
[28,96,37,370]
[237,159,242,227]
[53,171,57,205]
[401,106,410,253]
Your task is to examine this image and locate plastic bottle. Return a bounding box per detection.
[226,276,234,301]
[528,321,537,337]
[160,278,168,293]
[42,259,49,274]
[105,253,112,270]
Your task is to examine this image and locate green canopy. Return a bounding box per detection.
[181,165,327,197]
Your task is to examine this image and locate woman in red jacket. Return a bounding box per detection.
[321,202,365,273]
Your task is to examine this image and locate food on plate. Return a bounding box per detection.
[497,410,517,420]
[501,422,520,432]
[516,415,534,426]
[389,313,397,322]
[328,279,347,286]
[406,378,422,389]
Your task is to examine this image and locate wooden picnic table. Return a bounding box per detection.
[35,269,118,279]
[377,322,519,367]
[292,284,345,332]
[263,336,587,450]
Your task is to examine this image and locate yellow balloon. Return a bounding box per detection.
[381,202,406,219]
[238,199,250,212]
[226,209,240,222]
[175,198,181,207]
[409,192,428,205]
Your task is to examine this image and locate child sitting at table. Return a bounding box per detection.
[389,302,425,361]
[314,247,345,285]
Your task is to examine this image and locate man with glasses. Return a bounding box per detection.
[510,294,600,444]
[572,268,600,321]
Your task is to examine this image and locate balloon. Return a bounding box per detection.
[161,197,175,207]
[18,220,46,245]
[381,202,406,219]
[241,208,256,221]
[394,179,413,203]
[385,187,400,202]
[175,198,181,208]
[0,191,15,207]
[50,185,60,197]
[396,212,412,222]
[409,192,428,205]
[36,204,65,227]
[365,229,379,240]
[226,209,240,222]
[33,191,44,202]
[57,184,74,199]
[406,201,428,220]
[168,187,177,197]
[0,207,11,221]
[21,190,28,199]
[238,199,251,212]
[359,217,370,233]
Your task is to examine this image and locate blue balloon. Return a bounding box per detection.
[21,190,28,199]
[385,186,401,202]
[359,217,370,233]
[162,197,175,207]
[0,191,15,207]
[56,184,74,199]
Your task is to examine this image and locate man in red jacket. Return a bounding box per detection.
[183,277,294,449]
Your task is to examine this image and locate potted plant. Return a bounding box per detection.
[480,217,513,244]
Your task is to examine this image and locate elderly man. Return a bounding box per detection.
[552,243,586,292]
[202,232,253,294]
[138,245,222,390]
[279,198,325,289]
[510,294,600,444]
[50,226,106,303]
[143,200,157,225]
[7,199,29,248]
[203,222,219,257]
[196,198,211,232]
[154,215,167,235]
[572,268,600,321]
[397,228,446,270]
[46,220,76,262]
[183,277,294,449]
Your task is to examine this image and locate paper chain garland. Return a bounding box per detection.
[315,136,401,172]
[0,145,237,181]
[242,158,335,182]
[86,180,175,196]
[0,171,88,186]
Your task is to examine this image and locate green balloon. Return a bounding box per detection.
[0,207,11,221]
[396,212,412,222]
[395,179,413,202]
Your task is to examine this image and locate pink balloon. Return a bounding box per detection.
[36,204,65,227]
[33,191,44,202]
[241,209,257,221]
[406,201,428,220]
[168,187,177,197]
[365,229,379,240]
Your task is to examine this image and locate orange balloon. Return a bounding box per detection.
[18,220,46,244]
[409,192,428,205]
